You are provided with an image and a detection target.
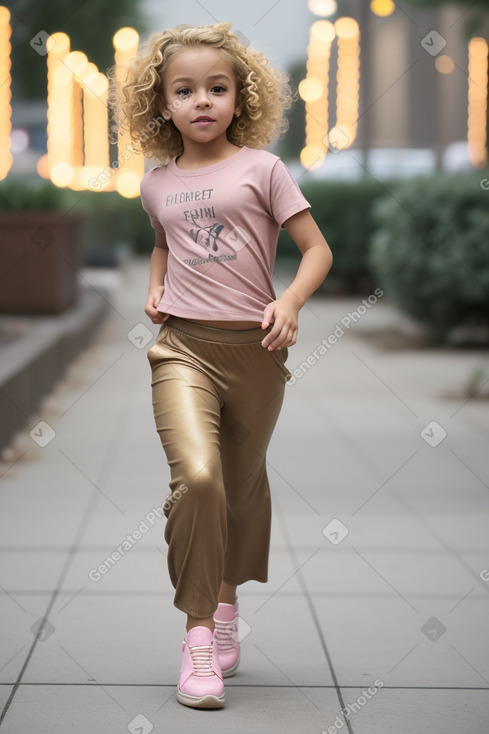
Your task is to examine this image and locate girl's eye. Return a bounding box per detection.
[211,85,226,93]
[177,88,191,96]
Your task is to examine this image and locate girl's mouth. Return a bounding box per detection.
[192,117,215,127]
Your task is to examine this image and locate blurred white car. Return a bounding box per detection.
[287,142,473,183]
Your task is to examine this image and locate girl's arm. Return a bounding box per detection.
[261,209,333,350]
[145,230,170,324]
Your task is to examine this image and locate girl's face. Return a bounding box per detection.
[161,46,241,148]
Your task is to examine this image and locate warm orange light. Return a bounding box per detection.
[435,55,454,74]
[47,32,72,176]
[83,72,110,169]
[300,145,326,170]
[370,0,395,16]
[36,153,50,179]
[64,51,88,77]
[299,78,324,102]
[310,20,336,43]
[302,14,360,169]
[51,161,74,187]
[50,32,70,55]
[308,0,337,16]
[467,37,488,168]
[43,28,142,192]
[116,171,142,198]
[0,5,12,180]
[113,28,143,186]
[113,27,139,53]
[334,17,359,39]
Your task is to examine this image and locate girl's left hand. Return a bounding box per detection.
[261,294,301,351]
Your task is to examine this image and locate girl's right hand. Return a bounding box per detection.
[145,286,169,324]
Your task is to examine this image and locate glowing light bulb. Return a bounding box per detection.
[298,78,324,102]
[370,0,396,17]
[300,145,326,170]
[308,0,337,17]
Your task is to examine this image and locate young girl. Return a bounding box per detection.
[116,21,332,709]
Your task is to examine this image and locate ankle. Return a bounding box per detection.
[218,596,237,606]
[186,615,214,634]
[218,581,238,605]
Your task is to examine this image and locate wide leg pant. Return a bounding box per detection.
[147,315,291,618]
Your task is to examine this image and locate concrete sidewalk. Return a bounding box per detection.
[1,256,488,733]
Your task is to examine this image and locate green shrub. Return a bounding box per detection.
[0,178,154,256]
[73,189,154,255]
[278,175,399,291]
[0,178,76,211]
[368,170,489,343]
[1,175,392,276]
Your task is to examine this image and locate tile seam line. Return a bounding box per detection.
[4,590,489,599]
[274,497,356,734]
[2,683,488,690]
[0,362,136,727]
[0,495,100,726]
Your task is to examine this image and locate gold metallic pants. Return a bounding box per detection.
[147,315,291,618]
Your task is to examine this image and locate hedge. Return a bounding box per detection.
[368,169,489,343]
[0,179,153,260]
[278,175,400,290]
[0,175,394,285]
[2,169,489,345]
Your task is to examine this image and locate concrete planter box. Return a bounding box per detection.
[0,212,83,314]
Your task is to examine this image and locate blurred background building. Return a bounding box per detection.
[4,0,488,184]
[1,0,488,357]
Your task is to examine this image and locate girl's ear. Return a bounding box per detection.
[234,105,242,118]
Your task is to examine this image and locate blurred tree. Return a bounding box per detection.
[9,0,147,99]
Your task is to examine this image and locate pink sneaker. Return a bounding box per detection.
[177,626,225,708]
[214,600,240,678]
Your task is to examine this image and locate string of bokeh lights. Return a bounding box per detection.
[0,2,487,194]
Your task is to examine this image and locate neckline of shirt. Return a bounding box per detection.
[168,146,249,176]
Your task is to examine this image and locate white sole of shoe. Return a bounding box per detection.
[176,689,225,708]
[221,656,240,678]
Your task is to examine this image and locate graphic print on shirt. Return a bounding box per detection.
[187,211,223,253]
[166,187,239,267]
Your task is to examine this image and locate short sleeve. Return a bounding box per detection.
[139,172,168,246]
[146,212,166,233]
[270,159,310,228]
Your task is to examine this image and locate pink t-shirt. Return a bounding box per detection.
[139,146,310,321]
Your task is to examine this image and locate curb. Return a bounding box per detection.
[0,286,110,456]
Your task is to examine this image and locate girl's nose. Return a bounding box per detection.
[194,89,211,107]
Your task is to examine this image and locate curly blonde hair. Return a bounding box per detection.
[108,22,296,165]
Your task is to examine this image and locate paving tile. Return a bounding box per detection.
[1,552,68,593]
[293,544,489,598]
[0,686,13,710]
[1,258,488,731]
[335,688,489,734]
[22,593,331,688]
[0,594,50,684]
[0,683,339,734]
[311,596,489,688]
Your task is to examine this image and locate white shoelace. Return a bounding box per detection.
[214,618,238,652]
[188,642,215,677]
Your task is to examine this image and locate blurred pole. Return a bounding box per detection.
[357,0,371,175]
